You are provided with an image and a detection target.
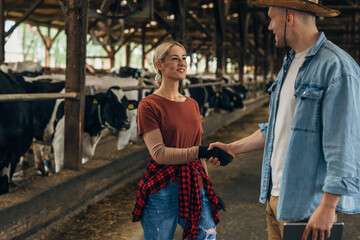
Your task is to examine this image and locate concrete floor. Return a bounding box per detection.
[39,104,360,240]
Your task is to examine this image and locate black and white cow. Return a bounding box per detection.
[0,61,44,77]
[220,87,244,111]
[87,74,154,150]
[28,71,151,152]
[0,71,34,195]
[50,86,130,172]
[182,77,209,117]
[183,76,245,115]
[24,79,66,141]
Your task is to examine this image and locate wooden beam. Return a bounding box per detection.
[170,0,188,45]
[37,26,62,67]
[213,0,225,79]
[237,1,249,84]
[224,0,232,17]
[252,14,260,98]
[118,29,138,49]
[5,0,44,38]
[186,11,213,41]
[125,43,131,67]
[145,33,170,55]
[64,0,88,171]
[0,0,5,63]
[154,11,176,39]
[142,25,146,69]
[262,25,269,91]
[98,0,115,15]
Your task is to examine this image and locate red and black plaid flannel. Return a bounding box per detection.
[132,158,219,240]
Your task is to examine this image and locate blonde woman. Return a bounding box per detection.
[132,41,232,240]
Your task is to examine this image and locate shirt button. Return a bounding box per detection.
[303,91,307,95]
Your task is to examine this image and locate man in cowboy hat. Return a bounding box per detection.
[207,0,360,240]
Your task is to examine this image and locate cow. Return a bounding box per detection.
[50,86,130,172]
[183,76,245,116]
[26,71,153,152]
[221,87,244,110]
[182,77,219,117]
[17,77,130,176]
[87,73,155,150]
[22,79,65,175]
[182,77,208,117]
[0,71,34,195]
[0,61,44,77]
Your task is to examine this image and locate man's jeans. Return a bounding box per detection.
[141,181,216,240]
[266,196,337,240]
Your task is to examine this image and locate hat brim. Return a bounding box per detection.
[248,0,340,17]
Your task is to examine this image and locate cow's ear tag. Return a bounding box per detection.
[216,92,220,97]
[128,104,134,110]
[93,99,99,104]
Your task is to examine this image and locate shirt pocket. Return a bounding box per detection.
[292,86,324,132]
[267,81,279,108]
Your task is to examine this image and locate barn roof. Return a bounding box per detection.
[3,0,360,63]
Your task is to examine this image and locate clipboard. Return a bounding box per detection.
[283,222,344,240]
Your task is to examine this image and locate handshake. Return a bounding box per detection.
[198,145,233,166]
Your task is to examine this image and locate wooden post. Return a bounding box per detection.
[126,43,131,67]
[142,26,146,69]
[237,2,249,84]
[107,46,116,69]
[355,12,360,63]
[262,27,269,92]
[64,0,88,171]
[171,0,188,46]
[0,0,5,64]
[252,14,260,98]
[205,54,209,73]
[213,0,225,81]
[37,26,62,68]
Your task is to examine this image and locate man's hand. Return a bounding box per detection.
[205,142,234,166]
[301,193,340,240]
[208,142,235,156]
[198,145,233,166]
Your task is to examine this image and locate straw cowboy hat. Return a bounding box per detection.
[247,0,340,17]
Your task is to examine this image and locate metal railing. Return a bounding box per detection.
[0,77,252,103]
[0,92,78,102]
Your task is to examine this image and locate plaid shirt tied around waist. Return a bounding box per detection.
[132,158,219,240]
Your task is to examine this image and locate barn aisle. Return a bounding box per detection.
[38,104,360,240]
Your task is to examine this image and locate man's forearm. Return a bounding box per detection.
[320,192,341,210]
[229,129,265,155]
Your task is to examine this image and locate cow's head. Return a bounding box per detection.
[100,87,130,130]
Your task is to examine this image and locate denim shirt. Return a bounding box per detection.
[259,32,360,221]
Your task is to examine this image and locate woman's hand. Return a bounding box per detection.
[198,145,234,166]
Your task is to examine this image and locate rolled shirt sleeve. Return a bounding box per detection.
[321,74,360,196]
[258,122,269,140]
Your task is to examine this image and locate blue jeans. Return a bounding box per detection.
[141,181,216,240]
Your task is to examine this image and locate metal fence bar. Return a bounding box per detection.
[0,82,248,102]
[0,92,78,102]
[121,85,158,91]
[120,81,241,91]
[186,82,222,88]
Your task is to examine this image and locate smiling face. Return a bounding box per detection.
[156,45,187,82]
[268,6,287,48]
